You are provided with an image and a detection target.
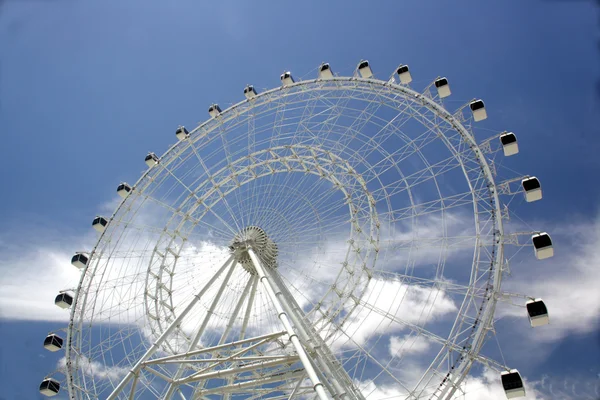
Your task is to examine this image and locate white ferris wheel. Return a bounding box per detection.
[41,61,553,400]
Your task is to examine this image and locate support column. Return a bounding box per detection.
[247,248,330,400]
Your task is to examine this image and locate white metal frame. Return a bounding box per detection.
[102,241,366,400]
[60,76,543,400]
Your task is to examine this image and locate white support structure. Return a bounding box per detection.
[497,176,534,196]
[267,268,361,400]
[106,254,236,400]
[163,255,240,399]
[247,248,330,400]
[105,227,367,400]
[478,131,518,157]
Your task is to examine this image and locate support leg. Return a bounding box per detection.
[106,254,236,400]
[247,248,330,400]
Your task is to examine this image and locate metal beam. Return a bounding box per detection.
[248,248,330,400]
[106,254,236,400]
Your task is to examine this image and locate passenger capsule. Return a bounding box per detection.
[500,132,519,156]
[55,293,73,309]
[116,182,132,198]
[318,63,334,80]
[145,152,159,168]
[532,232,553,260]
[208,104,222,118]
[243,85,257,99]
[469,99,487,121]
[43,334,64,352]
[396,64,412,84]
[435,77,451,98]
[39,378,61,397]
[175,126,189,141]
[501,369,526,399]
[280,71,294,86]
[358,60,373,78]
[521,176,542,202]
[526,298,549,327]
[92,216,108,233]
[71,252,88,269]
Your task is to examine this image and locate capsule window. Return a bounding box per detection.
[435,78,448,87]
[532,234,552,249]
[522,178,541,191]
[502,373,523,390]
[470,100,485,111]
[500,133,517,145]
[501,370,525,398]
[526,300,547,317]
[55,293,72,305]
[92,217,107,227]
[117,183,131,192]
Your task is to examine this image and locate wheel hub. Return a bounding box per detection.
[229,226,278,274]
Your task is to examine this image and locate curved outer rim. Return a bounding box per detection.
[64,76,504,400]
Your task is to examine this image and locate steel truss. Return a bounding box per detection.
[103,240,365,400]
[61,76,544,400]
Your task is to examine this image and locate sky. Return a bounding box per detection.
[0,0,599,399]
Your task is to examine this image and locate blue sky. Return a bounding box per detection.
[0,1,599,399]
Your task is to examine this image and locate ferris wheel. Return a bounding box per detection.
[40,60,553,400]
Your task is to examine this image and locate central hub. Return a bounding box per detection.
[229,226,278,274]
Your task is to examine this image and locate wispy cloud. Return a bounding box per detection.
[327,277,457,350]
[2,211,598,398]
[389,334,431,358]
[0,246,83,321]
[537,373,600,400]
[58,355,128,381]
[460,368,545,400]
[498,214,600,342]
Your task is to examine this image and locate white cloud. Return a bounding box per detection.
[377,211,476,272]
[356,366,548,399]
[0,248,82,321]
[389,334,431,357]
[321,277,457,351]
[4,209,598,400]
[537,374,600,400]
[498,215,600,342]
[357,379,408,399]
[58,355,128,381]
[460,368,546,400]
[461,371,600,400]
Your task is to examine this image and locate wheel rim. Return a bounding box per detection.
[64,77,506,399]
